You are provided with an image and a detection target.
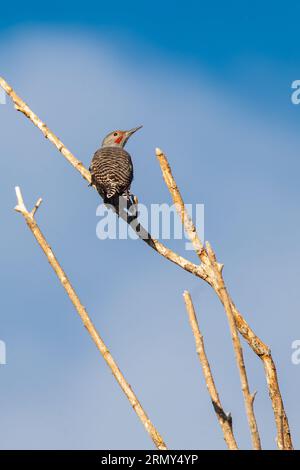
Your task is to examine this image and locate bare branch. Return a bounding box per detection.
[156,148,292,450]
[14,185,27,213]
[14,187,167,450]
[156,147,205,260]
[30,197,43,217]
[0,77,209,283]
[157,150,262,448]
[205,242,261,449]
[251,391,258,405]
[183,291,238,450]
[2,76,292,450]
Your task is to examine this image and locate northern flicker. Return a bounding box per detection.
[89,126,142,211]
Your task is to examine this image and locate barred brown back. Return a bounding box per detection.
[89,147,134,200]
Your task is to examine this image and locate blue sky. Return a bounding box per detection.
[1,2,300,67]
[1,2,300,450]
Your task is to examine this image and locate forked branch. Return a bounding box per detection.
[157,149,262,447]
[156,148,293,450]
[1,76,292,450]
[156,148,291,450]
[14,186,167,451]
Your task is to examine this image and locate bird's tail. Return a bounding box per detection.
[105,194,138,223]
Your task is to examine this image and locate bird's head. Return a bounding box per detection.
[101,126,143,148]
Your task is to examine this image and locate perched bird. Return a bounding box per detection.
[89,126,142,213]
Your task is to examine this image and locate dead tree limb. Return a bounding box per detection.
[14,186,167,451]
[183,291,238,450]
[156,149,260,449]
[0,77,208,281]
[1,76,292,450]
[156,147,291,450]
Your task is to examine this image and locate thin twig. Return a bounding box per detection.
[155,148,291,450]
[30,197,43,217]
[183,291,238,450]
[1,76,292,450]
[14,186,167,450]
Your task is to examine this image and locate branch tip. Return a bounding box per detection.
[14,186,27,213]
[217,262,224,273]
[251,391,258,404]
[15,186,23,204]
[31,197,43,217]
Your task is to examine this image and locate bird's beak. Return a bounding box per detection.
[125,125,143,138]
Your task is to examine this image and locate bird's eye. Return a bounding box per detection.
[114,132,118,136]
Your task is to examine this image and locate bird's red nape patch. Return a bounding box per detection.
[115,134,124,144]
